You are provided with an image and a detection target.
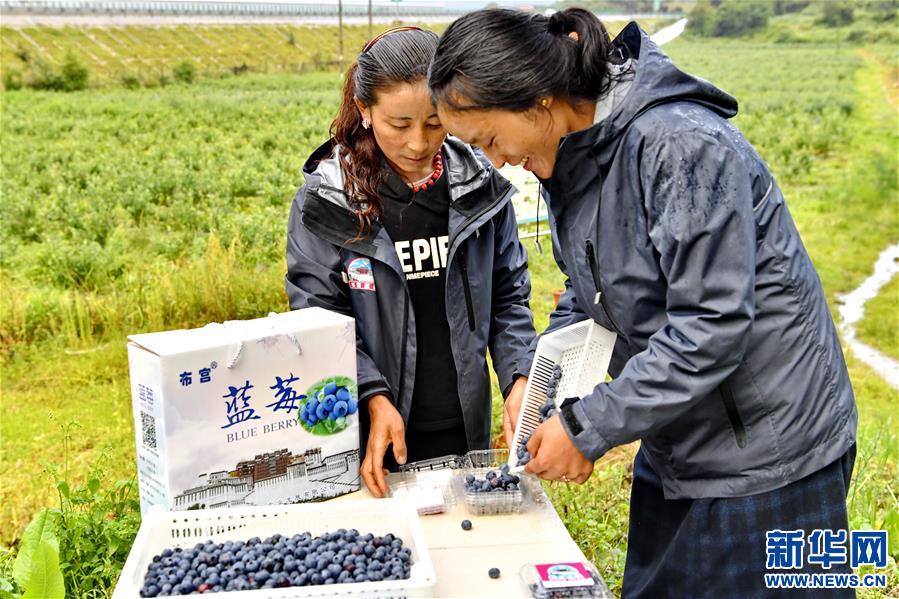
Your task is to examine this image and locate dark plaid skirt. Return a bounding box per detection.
[622,445,856,599]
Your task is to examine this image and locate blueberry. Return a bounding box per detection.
[461,519,472,531]
[323,394,336,411]
[315,403,328,420]
[347,397,358,415]
[333,401,348,417]
[336,387,351,402]
[323,382,338,396]
[465,474,475,484]
[488,567,501,579]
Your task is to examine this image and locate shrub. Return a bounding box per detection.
[59,54,89,91]
[26,54,89,92]
[818,0,855,26]
[773,0,811,14]
[120,73,141,89]
[711,0,772,36]
[2,70,23,91]
[688,0,714,35]
[865,0,897,21]
[173,60,196,84]
[689,0,772,37]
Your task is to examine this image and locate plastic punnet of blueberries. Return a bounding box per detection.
[463,464,521,494]
[517,365,563,467]
[139,529,412,596]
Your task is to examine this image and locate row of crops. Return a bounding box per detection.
[0,24,446,86]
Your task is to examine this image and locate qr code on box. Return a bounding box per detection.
[140,411,157,450]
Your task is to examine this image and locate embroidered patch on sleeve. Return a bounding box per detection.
[345,257,376,291]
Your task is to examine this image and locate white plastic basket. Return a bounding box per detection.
[509,320,616,470]
[113,499,435,598]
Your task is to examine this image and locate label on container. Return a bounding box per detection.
[535,562,596,589]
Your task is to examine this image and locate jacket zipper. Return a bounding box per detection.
[585,239,624,337]
[397,291,410,407]
[459,245,476,331]
[718,381,747,448]
[446,181,513,253]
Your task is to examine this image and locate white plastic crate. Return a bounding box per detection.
[509,320,616,470]
[113,499,435,598]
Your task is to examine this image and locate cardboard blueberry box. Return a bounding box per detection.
[126,308,360,514]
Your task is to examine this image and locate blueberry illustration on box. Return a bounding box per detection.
[299,377,359,434]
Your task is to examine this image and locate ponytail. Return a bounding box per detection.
[430,8,619,112]
[547,8,614,103]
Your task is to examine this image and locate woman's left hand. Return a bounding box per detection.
[524,415,594,484]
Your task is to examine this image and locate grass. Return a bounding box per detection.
[0,30,897,598]
[857,275,899,362]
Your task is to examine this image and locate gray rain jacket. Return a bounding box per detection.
[286,136,536,451]
[543,23,857,499]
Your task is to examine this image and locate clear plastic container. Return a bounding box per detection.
[388,470,456,516]
[398,454,467,473]
[463,448,510,469]
[454,449,534,515]
[519,562,613,598]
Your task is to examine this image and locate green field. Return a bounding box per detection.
[1,21,897,598]
[0,24,409,86]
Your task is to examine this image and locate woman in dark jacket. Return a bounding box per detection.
[285,27,535,498]
[429,9,857,597]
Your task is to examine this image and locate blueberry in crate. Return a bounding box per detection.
[139,529,415,596]
[516,365,565,467]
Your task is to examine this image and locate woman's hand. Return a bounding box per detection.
[360,394,407,498]
[502,376,529,448]
[524,415,594,484]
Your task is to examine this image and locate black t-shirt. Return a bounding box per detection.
[380,166,465,438]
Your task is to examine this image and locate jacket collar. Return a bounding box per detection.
[300,135,509,263]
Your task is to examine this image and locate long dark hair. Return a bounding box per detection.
[429,8,616,112]
[330,28,439,232]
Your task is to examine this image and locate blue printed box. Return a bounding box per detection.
[126,308,360,514]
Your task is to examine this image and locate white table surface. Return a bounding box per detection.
[329,473,592,598]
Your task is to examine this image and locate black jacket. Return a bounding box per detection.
[286,136,536,450]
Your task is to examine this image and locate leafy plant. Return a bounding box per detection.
[2,69,22,91]
[59,54,89,91]
[1,420,142,598]
[172,60,196,84]
[11,510,64,598]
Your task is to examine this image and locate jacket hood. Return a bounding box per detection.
[558,21,738,164]
[301,134,497,210]
[297,135,513,261]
